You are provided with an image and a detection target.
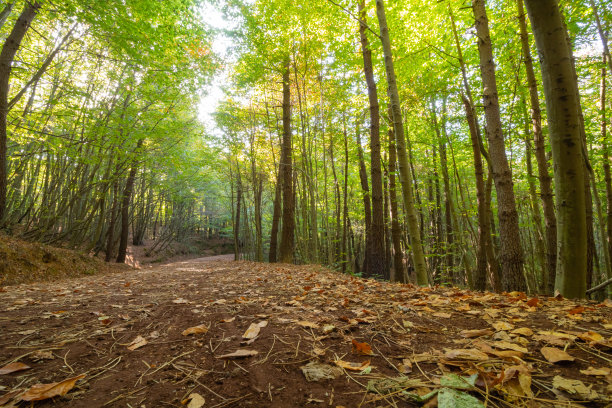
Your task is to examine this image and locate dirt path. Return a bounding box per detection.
[0,259,610,407]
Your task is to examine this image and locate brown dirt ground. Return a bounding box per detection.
[0,258,611,407]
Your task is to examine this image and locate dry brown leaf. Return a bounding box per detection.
[577,331,603,343]
[185,392,205,408]
[126,335,148,351]
[459,328,493,338]
[351,339,373,355]
[433,312,452,319]
[492,321,514,331]
[579,366,610,376]
[0,362,30,375]
[220,317,236,323]
[490,341,528,353]
[540,346,575,363]
[243,323,261,339]
[552,375,598,400]
[334,359,370,371]
[218,349,258,359]
[296,320,320,329]
[398,358,412,374]
[444,348,489,361]
[511,327,534,337]
[20,374,86,401]
[0,389,22,405]
[182,324,208,336]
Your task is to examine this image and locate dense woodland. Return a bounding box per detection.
[0,0,611,299]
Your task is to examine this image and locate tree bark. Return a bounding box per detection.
[517,0,557,294]
[473,0,526,292]
[359,0,386,279]
[279,59,295,263]
[116,138,144,263]
[388,127,405,282]
[0,1,41,223]
[524,0,587,298]
[375,0,428,285]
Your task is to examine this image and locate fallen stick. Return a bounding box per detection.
[586,277,612,295]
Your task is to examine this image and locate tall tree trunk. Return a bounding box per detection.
[517,0,557,294]
[359,0,386,279]
[0,1,41,223]
[524,0,587,298]
[279,59,295,263]
[462,95,489,291]
[116,139,144,263]
[233,165,242,261]
[375,0,428,285]
[602,56,612,298]
[388,127,405,282]
[356,128,372,274]
[473,0,526,292]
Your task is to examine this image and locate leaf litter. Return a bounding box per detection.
[0,257,610,407]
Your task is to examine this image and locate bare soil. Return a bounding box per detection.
[0,257,611,407]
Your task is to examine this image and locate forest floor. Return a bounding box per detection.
[0,258,611,408]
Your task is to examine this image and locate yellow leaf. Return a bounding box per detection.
[577,331,603,343]
[511,327,533,337]
[242,323,261,339]
[459,329,493,338]
[20,374,86,401]
[579,366,610,376]
[182,324,208,336]
[492,321,514,331]
[334,359,370,371]
[540,346,575,363]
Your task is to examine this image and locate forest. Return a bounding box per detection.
[1,0,612,298]
[1,1,612,407]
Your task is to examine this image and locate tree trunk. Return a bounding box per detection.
[375,0,428,285]
[388,127,405,282]
[0,1,41,223]
[116,139,144,263]
[356,128,372,274]
[279,59,295,263]
[602,56,612,298]
[524,0,587,298]
[517,0,557,294]
[473,0,526,292]
[359,0,386,279]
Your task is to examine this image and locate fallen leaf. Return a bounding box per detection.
[577,331,603,343]
[218,349,258,359]
[398,358,412,374]
[510,327,533,337]
[568,306,584,315]
[552,375,598,400]
[243,323,261,339]
[220,317,236,323]
[492,321,514,331]
[351,339,373,355]
[126,335,148,351]
[0,390,22,405]
[580,366,610,376]
[444,349,489,361]
[540,346,574,363]
[437,387,485,408]
[186,393,205,408]
[301,361,342,382]
[296,320,320,329]
[433,312,452,319]
[172,298,189,304]
[335,359,370,371]
[459,329,493,338]
[0,362,30,375]
[20,374,86,401]
[489,341,528,353]
[526,297,539,307]
[182,324,208,336]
